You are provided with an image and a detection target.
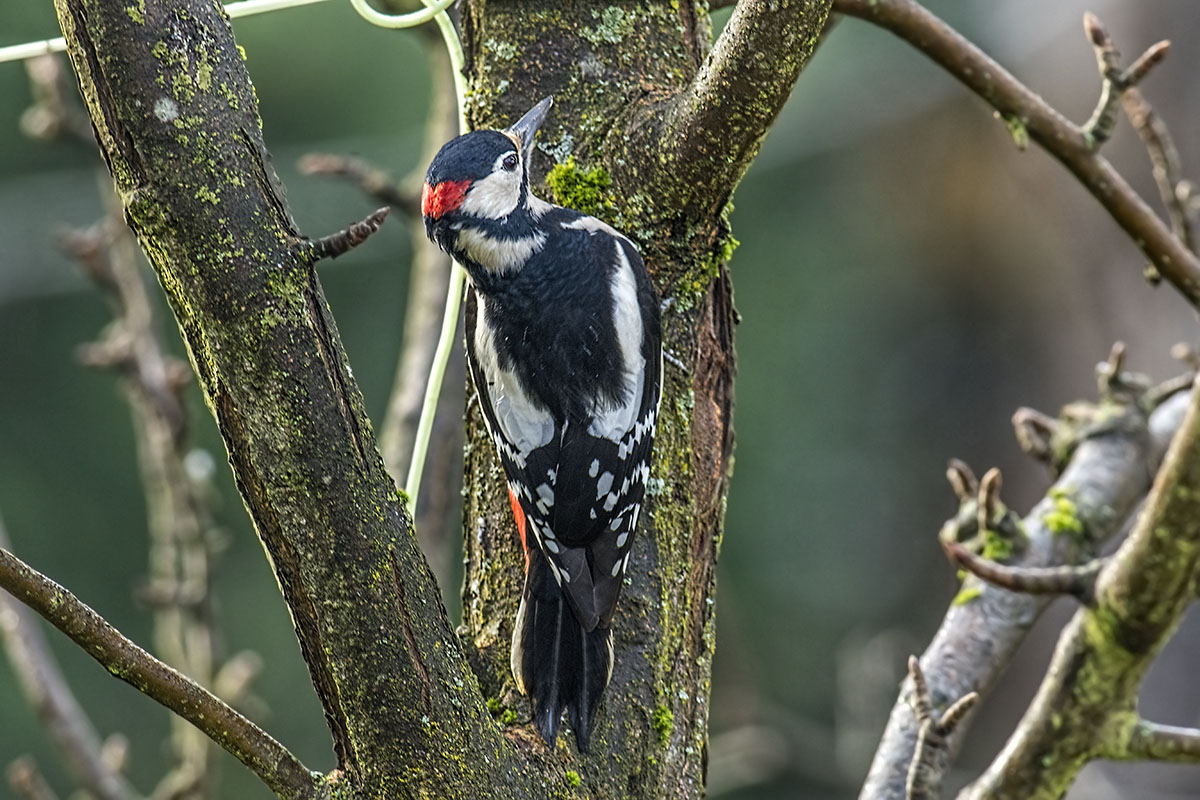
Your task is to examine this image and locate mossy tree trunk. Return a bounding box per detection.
[50,0,829,797]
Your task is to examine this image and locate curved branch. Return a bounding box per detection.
[833,0,1200,307]
[0,546,321,800]
[0,520,135,800]
[634,0,833,221]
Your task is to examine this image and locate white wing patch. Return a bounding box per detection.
[588,241,645,442]
[473,296,554,465]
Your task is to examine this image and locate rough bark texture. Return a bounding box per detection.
[458,1,826,797]
[52,0,829,796]
[52,1,528,796]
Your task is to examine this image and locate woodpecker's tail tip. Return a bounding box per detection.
[511,549,614,753]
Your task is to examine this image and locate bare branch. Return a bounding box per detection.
[833,0,1200,307]
[636,0,833,221]
[944,541,1105,605]
[962,378,1200,797]
[861,385,1187,799]
[1080,13,1169,147]
[0,518,136,800]
[1120,720,1200,764]
[6,758,60,800]
[1122,88,1197,255]
[297,154,418,216]
[302,207,391,262]
[0,546,323,800]
[905,656,978,800]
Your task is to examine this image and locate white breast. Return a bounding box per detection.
[474,296,555,459]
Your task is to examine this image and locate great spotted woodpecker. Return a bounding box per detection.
[421,97,662,752]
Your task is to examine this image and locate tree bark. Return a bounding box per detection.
[52,1,527,796]
[459,1,827,796]
[50,0,829,796]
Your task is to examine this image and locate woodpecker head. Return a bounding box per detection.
[422,97,552,263]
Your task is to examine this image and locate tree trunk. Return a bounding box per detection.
[52,0,829,796]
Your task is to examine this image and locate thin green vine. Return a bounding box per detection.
[347,0,468,512]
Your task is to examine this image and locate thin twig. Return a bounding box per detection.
[0,546,324,800]
[944,542,1106,606]
[833,0,1200,307]
[303,207,391,262]
[1080,13,1169,147]
[6,758,60,800]
[0,518,136,800]
[1122,87,1197,255]
[904,656,978,800]
[297,154,418,216]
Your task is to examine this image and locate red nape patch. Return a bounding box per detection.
[421,179,470,220]
[508,487,529,570]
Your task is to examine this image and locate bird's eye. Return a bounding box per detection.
[502,153,519,172]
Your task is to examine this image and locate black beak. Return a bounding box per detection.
[507,96,552,153]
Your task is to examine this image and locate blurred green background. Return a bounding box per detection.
[1,2,1198,798]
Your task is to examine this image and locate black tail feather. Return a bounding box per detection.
[513,548,613,752]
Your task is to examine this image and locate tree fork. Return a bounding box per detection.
[460,1,827,796]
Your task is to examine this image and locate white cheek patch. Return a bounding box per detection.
[459,151,521,219]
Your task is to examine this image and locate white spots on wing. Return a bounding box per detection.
[544,539,560,554]
[547,468,557,482]
[616,531,629,548]
[456,226,546,274]
[595,471,614,499]
[541,524,555,540]
[459,151,521,219]
[588,458,600,477]
[610,559,622,577]
[590,508,597,519]
[609,516,624,532]
[537,483,555,506]
[603,493,617,512]
[535,499,549,516]
[474,296,554,460]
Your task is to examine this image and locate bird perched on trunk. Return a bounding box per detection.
[421,97,662,752]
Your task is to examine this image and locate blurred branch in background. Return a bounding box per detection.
[0,544,322,800]
[14,53,266,800]
[833,0,1200,305]
[298,31,463,584]
[0,514,136,800]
